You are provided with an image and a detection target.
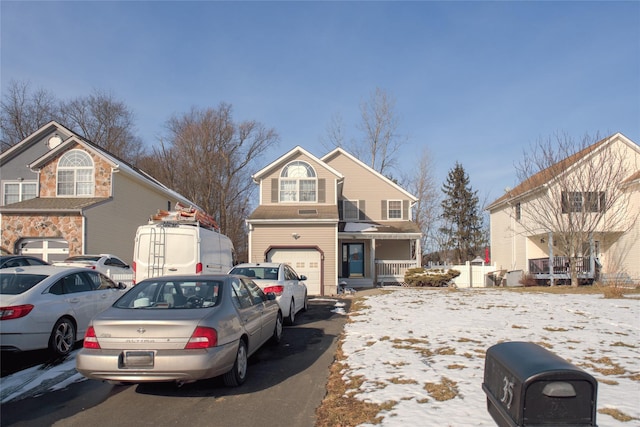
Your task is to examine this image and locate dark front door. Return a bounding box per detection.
[341,243,364,278]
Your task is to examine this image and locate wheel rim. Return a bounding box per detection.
[290,300,295,322]
[54,321,74,354]
[237,343,247,380]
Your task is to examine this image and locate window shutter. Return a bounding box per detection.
[271,178,279,203]
[381,200,387,220]
[338,199,344,220]
[403,200,409,220]
[318,179,325,203]
[359,200,366,220]
[561,191,568,214]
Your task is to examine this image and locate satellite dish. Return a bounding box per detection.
[47,135,62,149]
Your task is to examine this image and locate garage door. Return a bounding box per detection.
[268,249,322,295]
[18,238,69,263]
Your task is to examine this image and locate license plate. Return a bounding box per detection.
[123,351,154,367]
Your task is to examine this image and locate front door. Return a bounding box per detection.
[342,243,364,278]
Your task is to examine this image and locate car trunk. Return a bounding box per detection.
[91,310,208,350]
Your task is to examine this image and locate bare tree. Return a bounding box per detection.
[0,80,59,151]
[320,112,347,151]
[514,132,639,287]
[353,87,406,175]
[402,147,440,261]
[59,89,145,162]
[149,104,279,261]
[322,88,406,176]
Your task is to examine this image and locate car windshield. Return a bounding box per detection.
[64,256,100,262]
[0,273,47,295]
[115,279,222,309]
[230,266,278,280]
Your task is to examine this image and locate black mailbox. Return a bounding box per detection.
[482,341,598,427]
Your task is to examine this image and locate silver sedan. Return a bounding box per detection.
[76,274,283,386]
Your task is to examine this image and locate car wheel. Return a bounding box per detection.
[49,317,76,357]
[286,299,296,325]
[223,339,248,387]
[271,311,283,345]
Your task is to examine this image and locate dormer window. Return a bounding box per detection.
[280,161,317,202]
[57,150,94,196]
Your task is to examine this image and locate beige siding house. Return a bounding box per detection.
[0,121,195,263]
[487,133,640,285]
[247,146,421,296]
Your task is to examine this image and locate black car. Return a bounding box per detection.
[0,255,50,269]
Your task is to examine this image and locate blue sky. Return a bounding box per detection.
[2,1,639,203]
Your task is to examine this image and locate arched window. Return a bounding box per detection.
[279,161,317,202]
[57,150,94,196]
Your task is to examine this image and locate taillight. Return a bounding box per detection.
[132,262,137,285]
[263,285,284,296]
[196,262,203,274]
[0,304,34,320]
[185,327,217,349]
[83,326,101,349]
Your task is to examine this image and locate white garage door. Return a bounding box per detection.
[268,249,322,295]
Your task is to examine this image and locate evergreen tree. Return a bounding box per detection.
[439,162,485,263]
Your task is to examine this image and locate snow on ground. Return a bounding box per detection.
[1,288,638,427]
[339,288,639,427]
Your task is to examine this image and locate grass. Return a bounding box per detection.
[314,285,638,427]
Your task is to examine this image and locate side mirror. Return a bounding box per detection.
[117,282,128,290]
[266,292,277,301]
[299,275,307,281]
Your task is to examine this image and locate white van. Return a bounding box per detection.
[132,221,235,284]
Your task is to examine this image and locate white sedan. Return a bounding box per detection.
[0,265,126,356]
[53,254,131,278]
[229,263,308,325]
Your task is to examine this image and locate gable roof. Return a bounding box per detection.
[321,147,418,202]
[3,120,197,209]
[252,145,344,183]
[0,120,74,165]
[487,132,639,211]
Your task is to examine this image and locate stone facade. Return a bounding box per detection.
[2,214,83,255]
[39,144,112,198]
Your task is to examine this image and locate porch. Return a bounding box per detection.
[374,260,419,286]
[528,256,597,284]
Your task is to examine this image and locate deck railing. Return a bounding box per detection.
[528,256,591,275]
[375,260,419,285]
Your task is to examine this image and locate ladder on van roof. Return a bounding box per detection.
[149,202,219,231]
[148,225,166,278]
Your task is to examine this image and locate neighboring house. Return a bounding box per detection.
[246,146,421,296]
[0,121,196,263]
[487,133,640,285]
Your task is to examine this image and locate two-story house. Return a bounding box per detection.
[0,121,196,263]
[487,133,640,285]
[246,146,422,295]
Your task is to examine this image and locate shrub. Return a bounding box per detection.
[404,268,461,287]
[519,274,540,287]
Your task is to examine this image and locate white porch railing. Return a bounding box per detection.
[375,260,419,285]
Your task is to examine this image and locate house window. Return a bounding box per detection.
[388,200,402,219]
[343,200,360,220]
[3,181,37,205]
[57,150,94,196]
[279,161,316,202]
[561,191,606,213]
[515,202,521,221]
